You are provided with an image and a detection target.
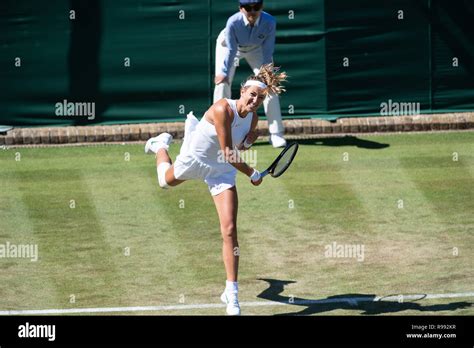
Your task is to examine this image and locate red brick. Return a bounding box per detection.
[95,126,105,142]
[445,114,458,130]
[412,116,423,131]
[76,127,86,143]
[340,118,351,133]
[140,125,151,140]
[11,130,22,145]
[281,120,293,134]
[332,120,342,134]
[22,129,34,144]
[358,118,369,133]
[302,119,312,134]
[467,114,474,128]
[51,128,61,144]
[368,118,378,132]
[288,119,304,135]
[165,123,180,138]
[103,127,114,142]
[349,118,360,133]
[40,129,51,144]
[385,117,395,132]
[421,115,431,131]
[310,119,323,134]
[257,120,269,137]
[66,127,77,143]
[439,115,450,130]
[5,135,14,145]
[58,128,68,143]
[391,116,402,132]
[148,124,161,137]
[321,120,333,134]
[31,129,41,144]
[377,117,387,132]
[403,116,413,131]
[85,127,96,142]
[129,126,141,141]
[430,117,440,130]
[113,126,123,142]
[121,125,131,141]
[456,114,468,129]
[175,122,185,138]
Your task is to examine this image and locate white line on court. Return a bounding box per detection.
[0,292,473,315]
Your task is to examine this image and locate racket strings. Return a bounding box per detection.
[272,143,298,177]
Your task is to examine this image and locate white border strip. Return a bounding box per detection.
[0,292,473,315]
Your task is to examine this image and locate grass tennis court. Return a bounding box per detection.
[0,131,473,315]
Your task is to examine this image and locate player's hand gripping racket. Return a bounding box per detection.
[261,142,299,178]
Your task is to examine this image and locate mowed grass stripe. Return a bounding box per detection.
[294,143,378,299]
[398,143,474,294]
[76,146,172,307]
[336,147,452,293]
[235,145,309,300]
[335,135,473,294]
[13,167,123,308]
[399,154,474,226]
[0,168,57,310]
[241,142,377,300]
[285,144,384,297]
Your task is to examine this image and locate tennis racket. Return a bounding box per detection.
[261,142,299,178]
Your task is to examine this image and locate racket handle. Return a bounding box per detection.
[260,169,269,178]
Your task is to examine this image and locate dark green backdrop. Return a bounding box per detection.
[1,0,473,126]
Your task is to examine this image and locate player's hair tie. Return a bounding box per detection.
[244,80,267,89]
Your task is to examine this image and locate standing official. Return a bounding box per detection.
[214,0,286,147]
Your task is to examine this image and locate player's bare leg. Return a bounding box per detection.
[212,186,241,315]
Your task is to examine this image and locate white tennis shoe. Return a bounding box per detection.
[270,133,287,148]
[220,291,241,316]
[145,133,173,154]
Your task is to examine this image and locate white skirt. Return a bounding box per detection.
[173,112,237,196]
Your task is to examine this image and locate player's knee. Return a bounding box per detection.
[221,223,237,241]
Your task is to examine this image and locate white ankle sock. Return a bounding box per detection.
[225,280,238,294]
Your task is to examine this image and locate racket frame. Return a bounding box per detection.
[260,142,299,178]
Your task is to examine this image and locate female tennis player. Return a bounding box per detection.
[145,63,286,315]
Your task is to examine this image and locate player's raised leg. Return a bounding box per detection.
[145,133,184,188]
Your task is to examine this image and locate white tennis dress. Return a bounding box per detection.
[173,99,253,196]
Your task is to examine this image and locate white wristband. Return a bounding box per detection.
[243,139,253,148]
[250,169,261,182]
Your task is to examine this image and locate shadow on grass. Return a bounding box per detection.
[253,136,390,149]
[257,278,472,316]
